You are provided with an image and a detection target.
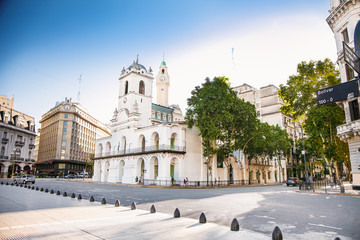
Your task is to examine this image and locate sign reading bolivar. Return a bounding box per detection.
[317,78,360,106]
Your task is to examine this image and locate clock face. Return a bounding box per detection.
[160,76,166,82]
[64,105,70,110]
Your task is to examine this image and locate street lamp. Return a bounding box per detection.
[11,148,18,179]
[299,126,308,182]
[277,150,284,183]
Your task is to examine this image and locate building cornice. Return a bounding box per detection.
[0,122,37,136]
[327,0,358,30]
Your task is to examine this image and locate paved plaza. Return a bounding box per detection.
[0,179,359,239]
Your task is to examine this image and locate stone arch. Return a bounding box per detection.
[170,133,178,150]
[104,161,110,182]
[137,158,145,182]
[170,157,180,181]
[138,135,146,152]
[105,142,111,155]
[118,160,125,183]
[95,161,101,181]
[0,163,5,178]
[121,136,127,153]
[151,132,159,150]
[139,80,145,94]
[23,165,31,172]
[8,164,21,178]
[149,156,159,179]
[97,143,103,157]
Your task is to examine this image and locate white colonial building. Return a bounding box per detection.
[93,59,205,185]
[327,0,360,189]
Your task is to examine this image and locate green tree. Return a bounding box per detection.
[278,58,339,120]
[186,76,258,183]
[278,59,349,182]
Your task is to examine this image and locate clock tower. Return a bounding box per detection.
[156,60,170,106]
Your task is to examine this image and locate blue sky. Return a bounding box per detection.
[0,0,337,126]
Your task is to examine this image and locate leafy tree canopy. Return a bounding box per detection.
[278,58,340,121]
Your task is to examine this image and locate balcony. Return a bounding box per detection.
[337,119,360,141]
[95,144,186,159]
[15,141,25,147]
[29,144,35,149]
[0,155,9,160]
[2,138,8,144]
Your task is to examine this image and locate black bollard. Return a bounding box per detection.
[50,189,54,194]
[77,194,82,200]
[20,184,23,187]
[56,190,60,195]
[334,237,341,240]
[199,212,207,223]
[272,226,283,240]
[231,218,240,231]
[45,189,48,193]
[6,182,9,185]
[150,205,156,213]
[36,187,39,191]
[40,188,44,192]
[1,182,3,185]
[11,183,14,186]
[174,208,180,218]
[131,202,136,210]
[24,185,27,188]
[71,193,75,198]
[16,183,18,187]
[90,196,94,202]
[31,186,35,190]
[63,192,67,197]
[115,200,120,207]
[340,185,345,194]
[28,185,31,189]
[101,198,106,204]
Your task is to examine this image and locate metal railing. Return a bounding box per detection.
[141,179,253,187]
[299,180,345,194]
[95,144,186,158]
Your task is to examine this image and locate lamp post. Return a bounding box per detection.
[277,150,283,184]
[11,148,17,179]
[299,126,308,182]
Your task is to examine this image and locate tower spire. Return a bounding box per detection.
[78,74,82,103]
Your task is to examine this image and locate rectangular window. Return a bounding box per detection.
[62,142,66,147]
[342,28,349,43]
[349,99,360,121]
[63,128,67,133]
[345,64,355,81]
[64,121,68,126]
[65,114,68,119]
[62,134,66,140]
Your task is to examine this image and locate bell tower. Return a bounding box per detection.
[156,60,170,107]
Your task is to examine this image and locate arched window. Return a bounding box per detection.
[139,81,145,94]
[125,81,129,95]
[162,69,164,74]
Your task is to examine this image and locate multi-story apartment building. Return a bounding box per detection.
[327,0,360,189]
[0,95,36,178]
[36,98,111,176]
[232,84,304,182]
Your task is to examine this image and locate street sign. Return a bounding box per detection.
[316,78,360,106]
[343,41,360,74]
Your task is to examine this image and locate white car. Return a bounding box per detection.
[13,175,35,184]
[78,172,89,178]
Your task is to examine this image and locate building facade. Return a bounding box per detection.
[93,59,205,184]
[232,84,305,183]
[93,59,288,185]
[36,98,111,176]
[327,0,360,189]
[0,96,36,178]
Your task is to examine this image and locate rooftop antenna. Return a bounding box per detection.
[78,74,82,103]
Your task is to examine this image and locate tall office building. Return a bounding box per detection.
[36,98,111,175]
